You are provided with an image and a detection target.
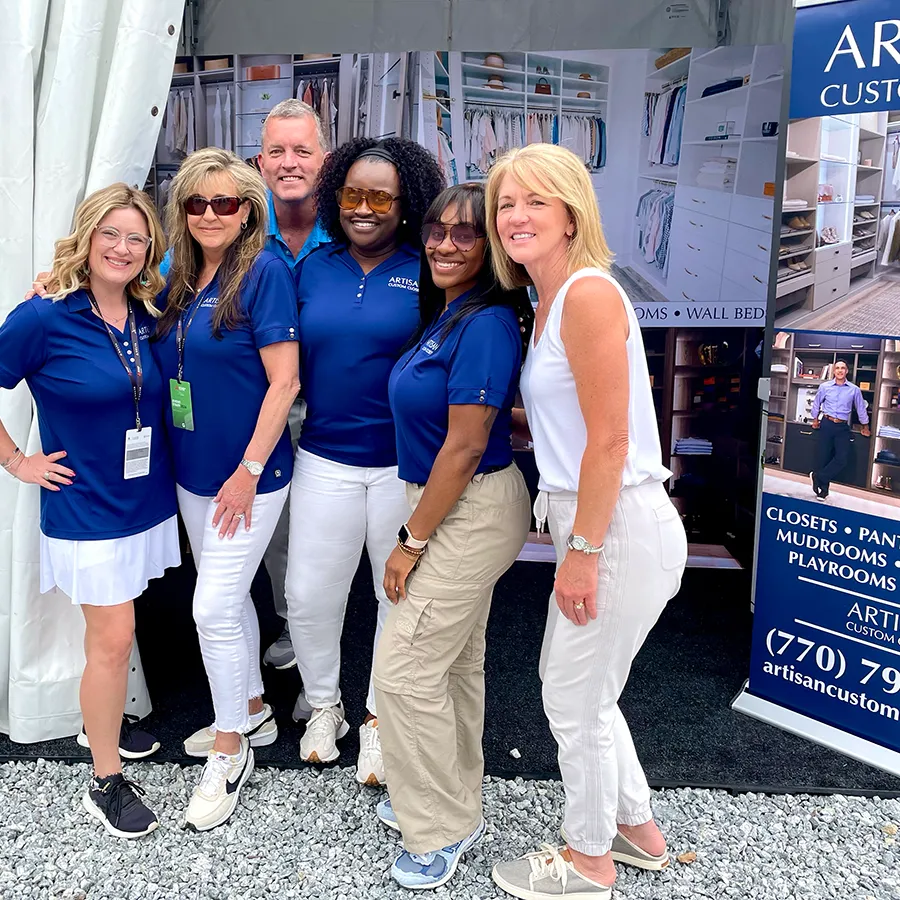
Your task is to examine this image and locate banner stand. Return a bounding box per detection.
[732,682,900,778]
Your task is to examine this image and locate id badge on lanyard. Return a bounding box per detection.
[171,293,205,431]
[90,293,150,479]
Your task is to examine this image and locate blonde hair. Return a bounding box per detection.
[161,147,268,336]
[485,144,613,290]
[262,99,329,151]
[46,183,165,314]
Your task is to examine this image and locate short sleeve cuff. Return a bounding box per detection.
[448,386,505,408]
[0,366,21,390]
[254,326,300,349]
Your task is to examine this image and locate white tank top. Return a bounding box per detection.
[519,268,672,493]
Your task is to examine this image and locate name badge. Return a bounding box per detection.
[170,379,195,431]
[124,427,152,480]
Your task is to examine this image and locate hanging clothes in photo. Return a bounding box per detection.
[647,83,686,167]
[635,188,675,275]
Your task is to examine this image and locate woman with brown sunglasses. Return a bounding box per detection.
[284,138,444,782]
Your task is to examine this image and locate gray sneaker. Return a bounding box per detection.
[492,845,612,899]
[263,622,296,669]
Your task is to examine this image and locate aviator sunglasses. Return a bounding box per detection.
[182,195,246,216]
[336,186,401,215]
[420,223,485,252]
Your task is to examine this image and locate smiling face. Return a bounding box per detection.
[87,206,152,290]
[495,173,574,268]
[833,361,849,383]
[258,114,326,205]
[339,158,402,256]
[425,202,486,304]
[185,172,249,260]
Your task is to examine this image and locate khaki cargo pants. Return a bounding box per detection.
[373,463,530,854]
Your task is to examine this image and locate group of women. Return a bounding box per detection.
[0,132,687,898]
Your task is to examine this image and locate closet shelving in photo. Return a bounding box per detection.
[633,44,783,301]
[149,54,351,211]
[776,111,888,320]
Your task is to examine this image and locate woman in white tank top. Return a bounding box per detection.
[484,144,688,900]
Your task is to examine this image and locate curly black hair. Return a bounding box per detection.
[314,137,446,248]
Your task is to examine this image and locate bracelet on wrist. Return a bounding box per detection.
[1,448,22,472]
[396,538,426,561]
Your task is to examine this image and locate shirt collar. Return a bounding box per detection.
[330,242,420,273]
[64,289,93,313]
[267,190,330,254]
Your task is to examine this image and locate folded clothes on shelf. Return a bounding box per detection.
[674,437,713,455]
[876,449,900,464]
[782,198,808,209]
[878,425,900,439]
[856,194,876,202]
[700,77,745,98]
[771,363,789,373]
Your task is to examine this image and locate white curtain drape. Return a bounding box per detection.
[0,0,183,742]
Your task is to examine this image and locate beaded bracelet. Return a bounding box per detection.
[396,538,426,561]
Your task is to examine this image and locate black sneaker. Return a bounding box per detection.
[82,773,159,839]
[77,714,161,759]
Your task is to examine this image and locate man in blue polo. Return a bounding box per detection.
[160,99,330,668]
[809,359,870,501]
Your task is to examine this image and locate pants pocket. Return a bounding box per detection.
[652,499,688,572]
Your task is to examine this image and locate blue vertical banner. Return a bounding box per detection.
[791,0,900,118]
[746,493,900,756]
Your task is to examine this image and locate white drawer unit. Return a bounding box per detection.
[674,185,732,222]
[723,246,769,299]
[668,258,723,303]
[671,207,729,247]
[726,221,773,264]
[814,242,852,284]
[729,194,776,233]
[669,216,728,275]
[813,270,851,308]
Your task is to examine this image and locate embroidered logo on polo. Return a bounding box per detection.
[421,338,440,356]
[387,276,418,292]
[138,324,152,340]
[200,295,220,308]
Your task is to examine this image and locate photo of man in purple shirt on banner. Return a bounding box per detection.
[809,360,871,501]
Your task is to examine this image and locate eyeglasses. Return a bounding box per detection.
[183,195,246,216]
[421,223,484,252]
[336,187,400,215]
[94,226,153,252]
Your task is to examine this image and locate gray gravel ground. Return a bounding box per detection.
[1,760,899,900]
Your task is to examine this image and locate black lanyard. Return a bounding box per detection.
[89,292,144,431]
[175,291,206,383]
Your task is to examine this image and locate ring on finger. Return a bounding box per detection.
[234,512,245,520]
[44,471,52,480]
[574,601,585,609]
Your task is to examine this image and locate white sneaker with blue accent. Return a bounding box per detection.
[377,796,400,831]
[390,818,486,890]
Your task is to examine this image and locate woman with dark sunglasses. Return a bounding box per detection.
[371,183,534,890]
[284,138,445,782]
[152,148,300,831]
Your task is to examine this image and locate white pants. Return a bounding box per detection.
[178,485,289,734]
[540,481,687,857]
[284,447,410,714]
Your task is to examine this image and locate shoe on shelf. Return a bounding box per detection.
[183,703,278,758]
[263,621,296,669]
[819,225,840,244]
[299,702,350,764]
[377,797,401,832]
[184,735,254,832]
[77,714,161,760]
[83,773,159,839]
[492,845,612,899]
[391,818,486,890]
[786,215,811,230]
[356,718,385,787]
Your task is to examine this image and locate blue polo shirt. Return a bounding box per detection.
[388,293,522,485]
[297,243,421,468]
[0,292,177,540]
[159,192,329,284]
[152,250,299,497]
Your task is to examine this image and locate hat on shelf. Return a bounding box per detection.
[486,74,506,89]
[484,53,505,69]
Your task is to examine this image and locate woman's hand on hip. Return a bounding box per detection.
[11,450,75,491]
[554,551,599,626]
[212,466,257,539]
[383,546,417,604]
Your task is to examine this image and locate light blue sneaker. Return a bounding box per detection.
[390,818,486,890]
[377,797,400,832]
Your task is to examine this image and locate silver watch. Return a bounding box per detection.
[241,458,264,477]
[567,533,603,555]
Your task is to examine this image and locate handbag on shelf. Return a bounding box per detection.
[534,77,552,95]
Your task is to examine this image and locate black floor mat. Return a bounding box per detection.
[3,558,899,795]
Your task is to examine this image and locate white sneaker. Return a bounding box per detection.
[184,735,254,832]
[355,718,385,787]
[183,704,278,758]
[299,702,349,763]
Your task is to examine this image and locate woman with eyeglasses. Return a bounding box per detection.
[152,147,299,831]
[0,184,179,839]
[284,138,444,782]
[371,183,533,890]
